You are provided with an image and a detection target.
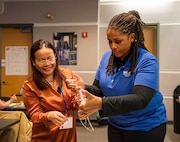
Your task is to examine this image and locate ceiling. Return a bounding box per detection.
[0,0,74,1]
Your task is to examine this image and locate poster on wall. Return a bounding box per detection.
[53,32,77,65]
[5,46,28,75]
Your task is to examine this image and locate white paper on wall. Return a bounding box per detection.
[5,46,28,75]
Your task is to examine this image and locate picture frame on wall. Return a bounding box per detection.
[53,32,77,65]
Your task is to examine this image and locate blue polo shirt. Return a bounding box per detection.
[95,48,167,131]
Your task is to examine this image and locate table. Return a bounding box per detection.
[0,119,20,131]
[3,102,29,118]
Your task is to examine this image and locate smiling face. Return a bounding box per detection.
[32,45,56,79]
[107,28,135,60]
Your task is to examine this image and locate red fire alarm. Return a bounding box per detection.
[82,32,88,38]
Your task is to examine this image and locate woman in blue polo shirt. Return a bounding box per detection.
[77,10,167,142]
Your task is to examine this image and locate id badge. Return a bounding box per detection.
[59,117,73,129]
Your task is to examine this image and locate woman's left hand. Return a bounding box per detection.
[66,74,85,91]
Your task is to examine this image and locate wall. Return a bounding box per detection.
[0,0,98,23]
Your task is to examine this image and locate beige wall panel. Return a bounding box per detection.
[159,73,180,96]
[163,97,173,121]
[33,25,98,71]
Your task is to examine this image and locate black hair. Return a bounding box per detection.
[30,39,61,90]
[106,10,148,75]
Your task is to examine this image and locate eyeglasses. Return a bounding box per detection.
[36,56,56,64]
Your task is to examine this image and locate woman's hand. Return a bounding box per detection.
[9,94,17,103]
[66,74,85,91]
[46,111,68,126]
[75,90,87,106]
[0,94,17,109]
[77,90,102,120]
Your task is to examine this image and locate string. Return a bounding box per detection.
[79,117,94,132]
[77,90,94,132]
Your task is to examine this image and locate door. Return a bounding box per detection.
[143,25,158,57]
[0,25,33,102]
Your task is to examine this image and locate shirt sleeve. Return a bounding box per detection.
[99,85,155,117]
[85,79,103,97]
[22,84,50,127]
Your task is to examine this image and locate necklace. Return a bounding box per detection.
[51,80,58,90]
[46,78,57,90]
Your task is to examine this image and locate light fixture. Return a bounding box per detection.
[47,12,54,20]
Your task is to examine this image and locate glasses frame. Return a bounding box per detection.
[36,56,56,65]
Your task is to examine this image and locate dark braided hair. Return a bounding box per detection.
[106,10,148,75]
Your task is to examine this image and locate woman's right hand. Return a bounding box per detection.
[46,111,68,126]
[10,94,17,103]
[77,90,103,120]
